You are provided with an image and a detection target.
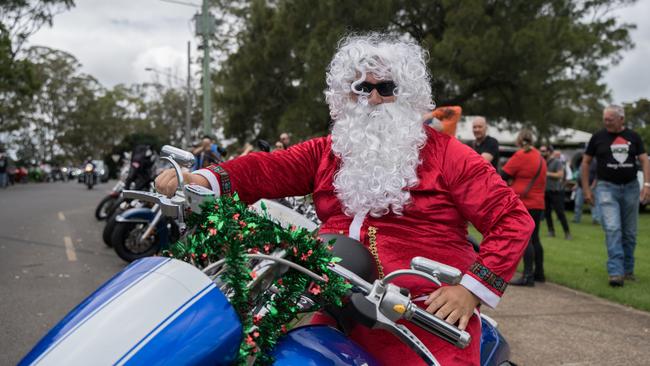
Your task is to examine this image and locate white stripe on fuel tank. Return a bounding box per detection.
[115,283,215,365]
[29,258,171,366]
[34,259,212,366]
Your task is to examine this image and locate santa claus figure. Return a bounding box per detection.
[610,135,630,165]
[156,33,533,365]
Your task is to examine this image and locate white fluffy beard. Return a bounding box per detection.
[331,101,427,218]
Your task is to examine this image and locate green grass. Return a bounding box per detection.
[470,211,650,312]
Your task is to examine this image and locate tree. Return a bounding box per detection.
[141,83,197,147]
[624,98,650,147]
[213,0,635,142]
[19,46,94,162]
[1,0,75,131]
[0,0,75,58]
[0,23,40,130]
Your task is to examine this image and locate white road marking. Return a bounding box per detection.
[57,212,66,221]
[64,236,77,262]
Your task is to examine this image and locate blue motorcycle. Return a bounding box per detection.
[20,146,514,365]
[19,245,512,365]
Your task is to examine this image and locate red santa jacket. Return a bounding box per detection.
[196,127,533,365]
[198,127,531,305]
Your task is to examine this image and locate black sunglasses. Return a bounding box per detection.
[353,81,397,97]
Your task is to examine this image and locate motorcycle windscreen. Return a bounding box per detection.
[19,257,241,366]
[272,325,380,366]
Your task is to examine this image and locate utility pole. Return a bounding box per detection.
[160,0,214,137]
[195,0,216,136]
[185,41,192,148]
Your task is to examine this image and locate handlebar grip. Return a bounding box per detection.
[410,307,471,349]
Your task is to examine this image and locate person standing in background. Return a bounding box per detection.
[581,105,650,287]
[502,130,547,286]
[573,155,601,224]
[192,135,222,170]
[543,147,572,240]
[469,116,499,171]
[0,151,8,188]
[279,133,292,149]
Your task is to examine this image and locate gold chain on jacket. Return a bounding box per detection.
[368,226,385,279]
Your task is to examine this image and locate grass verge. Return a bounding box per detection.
[470,210,650,312]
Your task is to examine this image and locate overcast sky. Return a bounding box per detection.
[28,0,650,104]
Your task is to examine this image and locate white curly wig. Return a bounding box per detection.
[325,33,434,120]
[326,34,434,218]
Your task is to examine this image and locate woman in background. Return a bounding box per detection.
[502,130,547,286]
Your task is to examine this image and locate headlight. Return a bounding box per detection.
[85,164,93,172]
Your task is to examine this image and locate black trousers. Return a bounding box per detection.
[523,209,544,278]
[544,190,570,234]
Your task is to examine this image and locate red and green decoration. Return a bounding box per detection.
[164,194,350,365]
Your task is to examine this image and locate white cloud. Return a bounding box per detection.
[25,0,650,104]
[603,0,650,103]
[28,0,200,86]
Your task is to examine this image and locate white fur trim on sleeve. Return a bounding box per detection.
[193,169,221,196]
[460,274,501,309]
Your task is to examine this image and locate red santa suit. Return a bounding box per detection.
[196,127,533,366]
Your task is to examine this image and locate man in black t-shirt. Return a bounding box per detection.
[581,105,650,287]
[469,116,500,171]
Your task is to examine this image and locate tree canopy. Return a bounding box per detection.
[214,0,636,142]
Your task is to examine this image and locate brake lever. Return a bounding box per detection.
[377,320,440,366]
[341,280,438,366]
[354,284,440,366]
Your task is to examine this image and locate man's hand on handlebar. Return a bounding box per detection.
[154,168,210,197]
[424,285,480,331]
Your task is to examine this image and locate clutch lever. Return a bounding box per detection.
[122,190,181,218]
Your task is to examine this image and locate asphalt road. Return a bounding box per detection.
[0,180,125,365]
[2,181,649,365]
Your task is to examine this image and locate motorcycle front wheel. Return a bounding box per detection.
[112,222,159,263]
[95,196,117,220]
[102,211,120,247]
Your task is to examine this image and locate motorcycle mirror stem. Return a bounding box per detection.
[410,257,462,285]
[161,145,195,168]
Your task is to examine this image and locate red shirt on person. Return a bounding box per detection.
[502,147,547,210]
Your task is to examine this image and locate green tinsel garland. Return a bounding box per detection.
[164,194,350,365]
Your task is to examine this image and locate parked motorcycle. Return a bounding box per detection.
[109,146,193,262]
[110,202,180,262]
[95,162,134,221]
[95,181,125,220]
[102,198,148,247]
